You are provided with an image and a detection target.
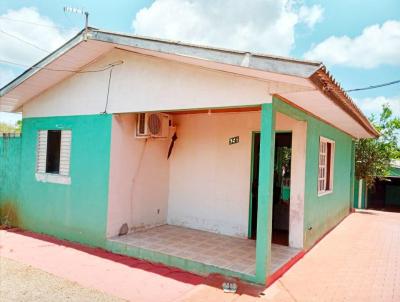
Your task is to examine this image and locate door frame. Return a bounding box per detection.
[248,131,260,238]
[248,130,293,239]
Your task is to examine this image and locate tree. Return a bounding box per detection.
[15,120,22,132]
[0,121,21,133]
[355,104,400,187]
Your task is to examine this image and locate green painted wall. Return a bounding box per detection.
[274,97,353,248]
[353,179,366,209]
[18,114,112,247]
[0,135,22,226]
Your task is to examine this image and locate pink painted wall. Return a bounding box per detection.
[107,111,261,238]
[167,111,261,237]
[107,111,306,241]
[107,114,170,237]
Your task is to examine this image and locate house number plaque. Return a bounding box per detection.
[229,136,239,145]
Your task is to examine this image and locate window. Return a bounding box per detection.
[46,130,61,173]
[318,137,335,195]
[36,129,71,184]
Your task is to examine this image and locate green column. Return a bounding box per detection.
[350,140,356,209]
[255,102,276,284]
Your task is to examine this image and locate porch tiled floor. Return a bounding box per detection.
[109,224,300,276]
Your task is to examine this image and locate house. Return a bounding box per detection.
[354,160,400,210]
[0,28,378,285]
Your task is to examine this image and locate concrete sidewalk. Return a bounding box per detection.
[0,210,399,301]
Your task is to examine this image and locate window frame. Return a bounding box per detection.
[35,129,72,185]
[317,136,335,196]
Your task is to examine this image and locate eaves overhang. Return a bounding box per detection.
[89,29,322,78]
[310,66,379,138]
[0,29,86,103]
[0,27,378,138]
[0,27,321,110]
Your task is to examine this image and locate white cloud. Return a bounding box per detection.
[132,0,324,55]
[298,5,323,28]
[0,7,76,66]
[305,20,400,68]
[355,96,400,118]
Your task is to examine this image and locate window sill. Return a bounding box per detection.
[35,173,71,185]
[318,190,333,197]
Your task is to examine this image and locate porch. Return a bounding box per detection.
[106,102,307,284]
[109,225,300,278]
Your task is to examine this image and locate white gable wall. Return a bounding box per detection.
[23,48,273,118]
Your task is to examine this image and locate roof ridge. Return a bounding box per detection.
[90,28,323,67]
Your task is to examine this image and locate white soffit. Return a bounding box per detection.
[0,40,113,112]
[279,90,372,138]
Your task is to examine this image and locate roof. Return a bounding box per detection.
[0,27,378,138]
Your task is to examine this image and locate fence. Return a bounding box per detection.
[0,133,22,226]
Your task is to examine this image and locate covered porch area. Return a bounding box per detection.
[109,224,301,278]
[106,100,307,284]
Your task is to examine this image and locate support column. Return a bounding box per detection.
[350,140,356,210]
[255,102,276,284]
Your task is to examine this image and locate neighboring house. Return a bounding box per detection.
[0,28,378,285]
[354,160,400,210]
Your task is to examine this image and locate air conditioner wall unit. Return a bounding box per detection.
[136,112,171,138]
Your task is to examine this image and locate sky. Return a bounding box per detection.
[0,0,399,125]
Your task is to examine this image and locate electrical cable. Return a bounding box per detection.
[102,68,114,114]
[0,59,123,73]
[346,79,400,92]
[0,29,50,53]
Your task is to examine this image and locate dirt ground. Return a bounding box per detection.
[0,257,125,302]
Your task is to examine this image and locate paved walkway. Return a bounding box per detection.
[263,210,400,302]
[0,210,399,301]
